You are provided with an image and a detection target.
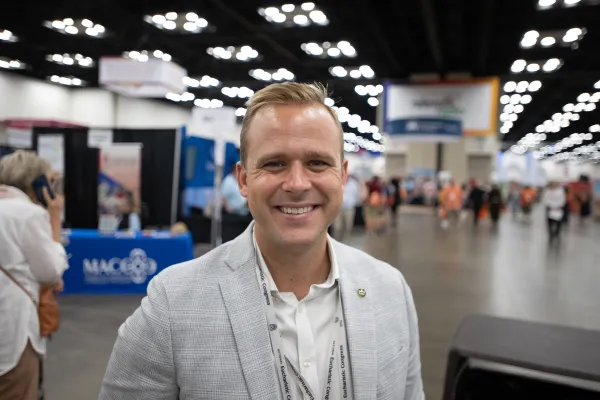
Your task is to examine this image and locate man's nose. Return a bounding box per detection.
[282,162,311,192]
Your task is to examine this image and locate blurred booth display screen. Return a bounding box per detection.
[98,144,142,229]
[99,57,186,97]
[383,78,499,143]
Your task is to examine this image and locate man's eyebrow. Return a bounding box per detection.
[253,151,336,166]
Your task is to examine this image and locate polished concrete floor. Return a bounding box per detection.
[44,208,600,400]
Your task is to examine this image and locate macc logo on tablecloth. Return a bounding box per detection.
[83,249,157,285]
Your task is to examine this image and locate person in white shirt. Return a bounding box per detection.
[542,181,567,242]
[101,82,424,400]
[0,150,68,400]
[333,174,361,239]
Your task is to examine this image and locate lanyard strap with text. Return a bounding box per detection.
[255,261,352,400]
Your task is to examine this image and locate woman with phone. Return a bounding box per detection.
[0,150,68,400]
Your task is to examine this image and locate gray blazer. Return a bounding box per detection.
[100,224,424,400]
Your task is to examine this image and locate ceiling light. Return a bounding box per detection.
[281,4,295,12]
[571,113,580,121]
[538,0,556,7]
[368,97,379,107]
[349,70,361,79]
[359,65,375,78]
[563,104,574,112]
[536,125,545,133]
[65,26,78,34]
[561,120,570,128]
[526,63,540,72]
[577,93,590,102]
[590,93,600,103]
[511,59,527,73]
[330,66,347,77]
[520,94,532,104]
[309,10,327,24]
[183,22,197,32]
[272,13,287,23]
[302,2,315,10]
[293,14,309,25]
[540,37,556,46]
[500,113,509,122]
[500,95,510,104]
[510,94,522,104]
[542,58,562,72]
[501,126,510,134]
[575,103,586,112]
[516,81,529,93]
[327,47,341,57]
[514,104,524,113]
[521,36,537,48]
[504,104,515,113]
[355,85,367,96]
[166,12,178,20]
[528,80,542,92]
[504,81,517,92]
[585,103,596,112]
[594,81,600,89]
[509,114,518,122]
[504,121,514,129]
[564,0,581,4]
[590,124,600,132]
[186,12,199,21]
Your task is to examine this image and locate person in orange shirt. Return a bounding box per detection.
[520,186,536,222]
[440,180,463,228]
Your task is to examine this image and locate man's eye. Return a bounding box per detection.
[309,160,328,167]
[263,161,284,167]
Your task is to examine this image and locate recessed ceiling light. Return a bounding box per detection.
[302,41,357,59]
[259,4,328,26]
[44,18,105,38]
[504,81,517,92]
[511,59,527,73]
[207,45,259,62]
[145,12,210,33]
[0,29,18,42]
[47,75,85,86]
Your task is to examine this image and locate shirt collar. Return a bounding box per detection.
[252,227,339,295]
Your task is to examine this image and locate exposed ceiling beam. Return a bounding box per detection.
[419,0,445,75]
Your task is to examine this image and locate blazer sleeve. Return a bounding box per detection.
[99,276,179,400]
[402,278,425,400]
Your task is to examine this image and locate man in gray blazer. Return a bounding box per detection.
[100,82,424,399]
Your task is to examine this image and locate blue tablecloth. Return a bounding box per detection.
[61,229,194,294]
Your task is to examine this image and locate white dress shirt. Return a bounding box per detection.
[0,186,68,375]
[253,231,351,399]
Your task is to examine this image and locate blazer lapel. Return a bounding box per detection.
[336,242,378,400]
[220,223,281,400]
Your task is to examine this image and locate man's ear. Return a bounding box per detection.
[236,162,248,198]
[341,159,349,185]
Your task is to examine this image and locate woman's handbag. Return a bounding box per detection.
[0,266,60,337]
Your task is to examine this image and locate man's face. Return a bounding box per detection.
[237,103,347,248]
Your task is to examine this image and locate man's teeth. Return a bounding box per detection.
[280,206,314,215]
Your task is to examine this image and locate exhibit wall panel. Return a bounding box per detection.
[115,96,191,129]
[70,89,116,127]
[0,72,72,120]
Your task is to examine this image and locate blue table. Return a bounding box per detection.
[61,229,194,294]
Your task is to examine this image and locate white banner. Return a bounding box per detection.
[88,129,113,148]
[38,134,64,174]
[384,78,499,140]
[7,127,33,148]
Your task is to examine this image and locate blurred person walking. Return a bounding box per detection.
[100,82,424,400]
[333,174,361,240]
[520,185,536,223]
[543,181,567,243]
[467,179,486,226]
[488,184,504,227]
[439,180,463,229]
[0,151,68,400]
[364,176,387,235]
[388,177,403,228]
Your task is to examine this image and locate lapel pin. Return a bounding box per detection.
[357,288,366,298]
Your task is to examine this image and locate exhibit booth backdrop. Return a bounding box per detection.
[31,127,180,229]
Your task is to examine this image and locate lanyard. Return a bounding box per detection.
[255,259,352,400]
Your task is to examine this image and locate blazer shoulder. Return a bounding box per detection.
[152,241,235,287]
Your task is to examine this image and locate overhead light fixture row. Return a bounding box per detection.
[47,53,94,68]
[144,12,209,33]
[510,58,562,73]
[537,0,584,10]
[123,50,172,62]
[329,65,374,79]
[207,46,259,62]
[183,75,220,88]
[194,98,224,108]
[249,68,294,81]
[221,86,254,99]
[303,41,356,58]
[520,28,586,49]
[166,92,196,102]
[44,18,105,37]
[0,29,17,42]
[48,75,85,86]
[258,3,328,26]
[0,57,25,70]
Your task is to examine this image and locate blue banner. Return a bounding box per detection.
[385,117,462,141]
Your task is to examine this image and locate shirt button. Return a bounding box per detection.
[303,361,312,368]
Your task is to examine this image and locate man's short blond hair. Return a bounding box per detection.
[0,150,50,194]
[240,82,344,166]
